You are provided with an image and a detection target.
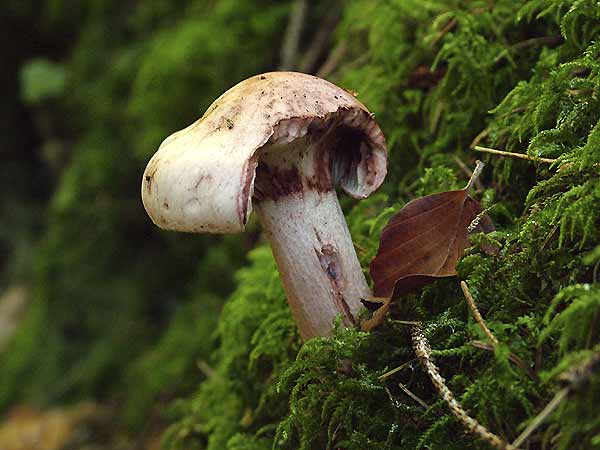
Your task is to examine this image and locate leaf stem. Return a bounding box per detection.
[465,160,485,191]
[453,156,484,191]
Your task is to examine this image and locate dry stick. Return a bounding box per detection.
[391,320,421,326]
[541,223,560,250]
[430,18,457,46]
[470,127,490,149]
[411,325,520,450]
[279,0,308,70]
[461,282,536,379]
[470,341,535,380]
[464,160,489,233]
[493,35,563,65]
[379,360,414,380]
[473,146,557,164]
[317,42,348,78]
[460,281,498,347]
[362,296,392,332]
[398,381,429,408]
[470,106,527,149]
[511,387,569,448]
[453,156,484,191]
[298,7,341,73]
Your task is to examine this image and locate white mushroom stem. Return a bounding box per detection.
[255,190,369,340]
[252,127,372,340]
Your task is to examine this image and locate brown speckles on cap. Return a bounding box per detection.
[193,174,212,190]
[141,71,387,234]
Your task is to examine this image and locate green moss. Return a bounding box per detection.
[165,1,600,449]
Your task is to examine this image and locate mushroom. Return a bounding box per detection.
[141,72,387,340]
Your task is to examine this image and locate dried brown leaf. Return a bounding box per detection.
[370,188,494,299]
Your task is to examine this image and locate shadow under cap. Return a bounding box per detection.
[141,71,387,234]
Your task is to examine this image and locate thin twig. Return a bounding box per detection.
[385,385,402,409]
[461,281,535,379]
[361,296,392,332]
[398,382,429,408]
[494,35,563,65]
[465,160,485,191]
[430,18,457,46]
[512,351,599,447]
[279,0,308,70]
[473,146,557,164]
[197,360,216,378]
[453,156,484,191]
[470,341,535,380]
[541,223,560,250]
[379,360,414,380]
[316,42,348,78]
[391,320,422,326]
[353,241,368,254]
[298,7,342,73]
[470,127,490,149]
[460,281,498,347]
[511,388,569,448]
[411,325,520,450]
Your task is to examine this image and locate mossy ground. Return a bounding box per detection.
[164,2,600,449]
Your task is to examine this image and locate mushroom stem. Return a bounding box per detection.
[141,74,388,340]
[255,189,369,339]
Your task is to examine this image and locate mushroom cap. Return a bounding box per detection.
[141,71,387,233]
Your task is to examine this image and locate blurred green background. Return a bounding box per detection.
[1,0,299,445]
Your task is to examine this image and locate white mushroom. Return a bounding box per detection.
[142,72,388,339]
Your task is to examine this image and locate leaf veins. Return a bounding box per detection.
[370,188,494,299]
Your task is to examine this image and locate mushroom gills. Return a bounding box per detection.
[252,121,372,339]
[254,119,369,201]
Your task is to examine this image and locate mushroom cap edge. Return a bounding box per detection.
[141,71,388,234]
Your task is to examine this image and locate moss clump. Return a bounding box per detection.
[166,1,600,449]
